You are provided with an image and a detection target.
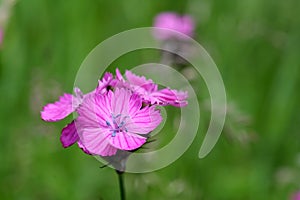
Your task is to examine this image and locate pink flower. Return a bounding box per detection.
[41,68,187,158]
[153,12,195,40]
[76,88,162,156]
[292,192,300,200]
[115,69,188,107]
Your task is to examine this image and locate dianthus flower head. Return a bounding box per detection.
[76,88,162,156]
[40,68,188,158]
[153,12,195,40]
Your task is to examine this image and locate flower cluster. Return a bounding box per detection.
[41,69,188,157]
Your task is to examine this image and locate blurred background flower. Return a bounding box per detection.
[153,12,197,70]
[292,191,300,200]
[153,12,195,40]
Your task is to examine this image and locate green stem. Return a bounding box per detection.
[116,170,126,200]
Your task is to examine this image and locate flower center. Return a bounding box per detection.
[106,114,129,137]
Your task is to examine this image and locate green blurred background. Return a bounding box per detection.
[0,0,300,199]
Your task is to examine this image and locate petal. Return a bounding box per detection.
[125,70,157,92]
[115,68,124,81]
[74,87,84,99]
[113,69,132,89]
[95,92,113,123]
[100,144,118,156]
[77,92,112,128]
[96,72,114,94]
[60,121,79,148]
[78,127,117,156]
[151,88,188,107]
[125,70,149,86]
[41,93,75,121]
[127,106,162,134]
[103,72,113,81]
[77,140,92,155]
[111,88,131,115]
[128,93,142,116]
[109,131,146,150]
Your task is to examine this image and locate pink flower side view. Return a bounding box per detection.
[153,12,195,40]
[76,88,162,156]
[116,69,188,107]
